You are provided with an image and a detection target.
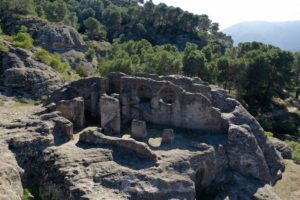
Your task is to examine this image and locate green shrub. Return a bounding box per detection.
[23,185,41,200]
[265,131,273,137]
[287,140,300,164]
[34,48,77,80]
[87,47,96,59]
[0,38,9,52]
[0,26,3,35]
[76,64,89,77]
[12,27,33,49]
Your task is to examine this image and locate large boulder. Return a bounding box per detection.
[0,42,64,99]
[36,24,86,52]
[269,137,293,159]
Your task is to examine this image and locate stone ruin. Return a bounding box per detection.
[36,72,286,199]
[47,72,227,134]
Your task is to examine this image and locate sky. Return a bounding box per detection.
[151,0,300,29]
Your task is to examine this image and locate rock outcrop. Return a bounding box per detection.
[0,72,285,200]
[56,97,85,128]
[0,143,23,200]
[36,24,86,52]
[0,41,64,99]
[79,127,157,161]
[270,137,293,159]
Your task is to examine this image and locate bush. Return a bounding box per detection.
[87,47,95,59]
[34,48,76,80]
[265,131,273,137]
[12,27,33,49]
[0,38,9,52]
[287,140,300,164]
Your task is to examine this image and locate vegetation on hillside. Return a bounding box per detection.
[34,48,78,81]
[0,0,299,138]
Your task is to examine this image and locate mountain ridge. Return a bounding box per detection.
[223,20,300,52]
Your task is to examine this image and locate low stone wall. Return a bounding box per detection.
[79,127,157,161]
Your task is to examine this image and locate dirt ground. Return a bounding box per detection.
[274,160,300,200]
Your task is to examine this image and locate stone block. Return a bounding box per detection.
[56,97,85,128]
[100,94,121,134]
[131,120,147,140]
[162,129,175,144]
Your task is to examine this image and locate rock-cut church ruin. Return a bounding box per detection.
[33,72,285,199]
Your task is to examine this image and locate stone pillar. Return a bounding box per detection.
[131,119,147,140]
[100,94,121,134]
[161,129,175,144]
[56,97,85,128]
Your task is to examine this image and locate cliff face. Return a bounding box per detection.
[0,73,285,200]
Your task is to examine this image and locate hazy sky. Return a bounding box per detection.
[152,0,300,29]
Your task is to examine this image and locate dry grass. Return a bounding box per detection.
[274,160,300,200]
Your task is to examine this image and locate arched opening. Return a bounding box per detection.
[159,87,176,104]
[137,85,153,104]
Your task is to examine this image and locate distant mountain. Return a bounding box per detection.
[223,21,300,52]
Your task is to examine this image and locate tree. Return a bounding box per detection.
[78,8,95,23]
[0,0,36,19]
[43,0,68,22]
[64,12,78,28]
[102,6,122,27]
[216,56,244,91]
[100,50,132,75]
[294,52,300,99]
[182,43,209,80]
[83,17,107,40]
[236,45,294,110]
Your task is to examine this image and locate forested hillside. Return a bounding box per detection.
[0,0,300,137]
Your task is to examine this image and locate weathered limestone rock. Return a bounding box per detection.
[56,97,85,128]
[79,127,157,161]
[53,116,74,141]
[100,94,120,134]
[0,41,64,99]
[226,124,271,181]
[36,24,87,52]
[270,137,293,159]
[131,119,147,140]
[161,129,175,144]
[0,143,23,200]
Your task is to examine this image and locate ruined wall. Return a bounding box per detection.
[46,77,109,117]
[120,76,227,133]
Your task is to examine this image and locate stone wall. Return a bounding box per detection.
[120,76,226,133]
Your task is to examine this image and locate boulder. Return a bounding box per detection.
[56,97,85,128]
[226,124,271,181]
[36,24,86,52]
[100,94,121,134]
[53,116,74,141]
[131,120,147,140]
[0,41,64,99]
[161,129,175,144]
[269,137,293,159]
